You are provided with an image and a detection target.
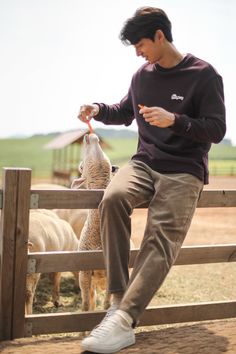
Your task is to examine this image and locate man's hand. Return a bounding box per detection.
[78,104,99,122]
[139,106,175,128]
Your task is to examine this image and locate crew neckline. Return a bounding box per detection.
[154,53,191,72]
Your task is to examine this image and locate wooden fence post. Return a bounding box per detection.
[0,168,31,340]
[0,168,19,340]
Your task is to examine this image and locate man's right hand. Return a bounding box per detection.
[78,104,99,122]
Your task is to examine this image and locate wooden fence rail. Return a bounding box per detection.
[0,167,236,340]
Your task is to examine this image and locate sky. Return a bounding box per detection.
[0,0,235,144]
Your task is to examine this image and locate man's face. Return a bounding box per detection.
[134,35,160,64]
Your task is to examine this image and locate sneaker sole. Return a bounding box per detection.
[81,335,135,353]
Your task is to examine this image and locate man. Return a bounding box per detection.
[78,6,226,353]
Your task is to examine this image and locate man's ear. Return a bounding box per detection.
[71,177,86,189]
[155,29,164,42]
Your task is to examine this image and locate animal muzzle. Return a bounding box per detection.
[84,133,99,145]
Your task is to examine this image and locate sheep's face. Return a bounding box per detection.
[77,133,112,189]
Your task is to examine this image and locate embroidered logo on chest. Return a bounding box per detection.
[171,94,184,101]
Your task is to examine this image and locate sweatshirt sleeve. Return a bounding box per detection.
[93,89,134,126]
[170,75,226,144]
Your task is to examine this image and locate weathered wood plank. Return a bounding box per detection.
[29,189,236,209]
[30,189,104,209]
[1,187,236,210]
[198,189,236,207]
[27,244,236,273]
[140,300,236,326]
[28,250,105,273]
[25,311,104,336]
[175,244,236,265]
[0,169,19,340]
[24,300,236,336]
[11,169,31,339]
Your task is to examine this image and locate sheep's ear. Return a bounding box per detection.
[71,177,86,189]
[78,161,83,174]
[28,241,33,249]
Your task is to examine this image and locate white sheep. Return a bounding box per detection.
[26,209,80,314]
[71,133,112,311]
[31,183,88,239]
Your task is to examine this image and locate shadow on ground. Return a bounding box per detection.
[1,319,236,354]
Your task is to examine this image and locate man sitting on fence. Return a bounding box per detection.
[78,6,226,353]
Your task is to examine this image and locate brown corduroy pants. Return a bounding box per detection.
[99,160,203,323]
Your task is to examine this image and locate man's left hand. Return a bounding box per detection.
[139,106,175,128]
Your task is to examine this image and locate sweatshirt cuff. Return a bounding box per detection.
[170,113,192,134]
[92,103,104,122]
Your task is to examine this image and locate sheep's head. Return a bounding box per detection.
[71,133,112,190]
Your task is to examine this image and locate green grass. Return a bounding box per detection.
[209,143,236,160]
[105,138,138,166]
[209,159,236,175]
[0,134,235,180]
[0,135,53,178]
[209,144,236,175]
[0,135,138,179]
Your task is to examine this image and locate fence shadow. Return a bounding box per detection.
[0,320,233,354]
[126,322,231,354]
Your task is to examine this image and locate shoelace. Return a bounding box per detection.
[102,304,118,321]
[90,316,118,338]
[90,304,118,338]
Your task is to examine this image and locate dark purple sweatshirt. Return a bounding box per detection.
[94,54,226,184]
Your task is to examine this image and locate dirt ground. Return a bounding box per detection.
[1,176,236,353]
[1,319,236,354]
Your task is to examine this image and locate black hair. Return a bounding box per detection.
[119,7,173,45]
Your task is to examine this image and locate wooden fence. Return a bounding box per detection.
[0,167,236,341]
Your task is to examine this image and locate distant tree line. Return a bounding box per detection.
[221,138,232,146]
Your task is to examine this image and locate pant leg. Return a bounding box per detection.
[99,160,154,293]
[119,171,203,323]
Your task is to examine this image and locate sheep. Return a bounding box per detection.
[31,183,88,239]
[30,183,87,289]
[25,209,80,314]
[55,208,88,239]
[71,133,113,311]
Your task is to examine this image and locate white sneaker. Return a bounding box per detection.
[81,311,135,353]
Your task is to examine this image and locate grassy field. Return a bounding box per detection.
[209,143,236,175]
[0,134,138,179]
[0,135,54,178]
[0,132,236,179]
